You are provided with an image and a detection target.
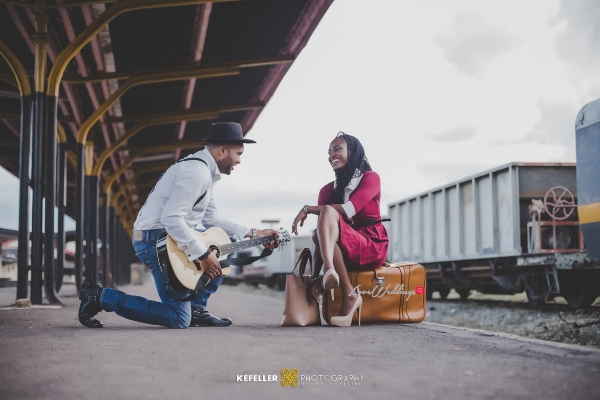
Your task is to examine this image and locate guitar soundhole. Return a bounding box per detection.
[208,245,221,258]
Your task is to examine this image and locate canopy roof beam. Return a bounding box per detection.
[62,56,293,84]
[102,102,264,125]
[46,0,239,97]
[75,57,292,145]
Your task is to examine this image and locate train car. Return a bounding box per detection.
[387,163,600,309]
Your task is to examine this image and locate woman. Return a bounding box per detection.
[292,132,389,327]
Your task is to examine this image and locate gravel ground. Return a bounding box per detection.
[425,290,600,350]
[225,281,600,350]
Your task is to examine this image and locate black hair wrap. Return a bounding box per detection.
[332,132,372,204]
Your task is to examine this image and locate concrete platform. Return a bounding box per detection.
[1,279,599,400]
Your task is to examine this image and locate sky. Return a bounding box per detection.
[1,0,599,237]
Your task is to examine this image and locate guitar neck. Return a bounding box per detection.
[219,234,277,256]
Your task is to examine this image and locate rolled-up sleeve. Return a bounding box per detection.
[202,191,249,240]
[160,166,210,261]
[341,201,357,219]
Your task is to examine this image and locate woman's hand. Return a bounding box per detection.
[308,278,322,301]
[292,208,308,235]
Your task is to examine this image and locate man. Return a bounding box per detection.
[78,122,279,329]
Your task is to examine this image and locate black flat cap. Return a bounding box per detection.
[206,122,256,144]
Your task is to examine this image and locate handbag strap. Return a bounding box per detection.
[291,247,312,281]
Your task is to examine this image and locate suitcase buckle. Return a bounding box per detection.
[376,277,384,287]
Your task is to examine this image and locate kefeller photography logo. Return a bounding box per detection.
[280,368,299,387]
[236,368,364,388]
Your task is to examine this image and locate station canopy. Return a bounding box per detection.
[0,0,332,220]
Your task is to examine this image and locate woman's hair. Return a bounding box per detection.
[332,132,372,204]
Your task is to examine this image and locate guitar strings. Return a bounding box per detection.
[219,234,278,255]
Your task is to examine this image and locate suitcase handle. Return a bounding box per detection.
[374,267,387,287]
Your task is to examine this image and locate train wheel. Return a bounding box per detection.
[559,271,600,309]
[438,288,450,299]
[563,282,597,310]
[457,289,471,301]
[524,275,549,308]
[526,289,545,308]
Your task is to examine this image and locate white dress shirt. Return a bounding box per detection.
[334,173,363,223]
[134,148,249,261]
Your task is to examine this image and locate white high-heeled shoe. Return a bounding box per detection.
[323,268,339,301]
[330,293,362,327]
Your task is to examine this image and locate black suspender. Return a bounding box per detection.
[175,158,209,207]
[175,157,207,165]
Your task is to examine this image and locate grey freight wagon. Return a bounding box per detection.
[387,163,600,309]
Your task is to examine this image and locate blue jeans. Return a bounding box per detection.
[99,228,222,329]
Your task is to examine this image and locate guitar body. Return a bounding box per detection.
[157,227,232,293]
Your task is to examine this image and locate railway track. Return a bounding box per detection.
[425,296,600,349]
[427,297,600,313]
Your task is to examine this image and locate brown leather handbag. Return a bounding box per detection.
[323,262,426,325]
[281,248,321,326]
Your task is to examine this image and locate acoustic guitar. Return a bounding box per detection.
[156,227,291,296]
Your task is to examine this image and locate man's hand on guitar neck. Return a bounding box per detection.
[200,250,223,280]
[245,229,280,250]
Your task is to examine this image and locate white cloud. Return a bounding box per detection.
[486,99,577,162]
[522,99,577,161]
[554,0,600,100]
[428,126,476,143]
[435,11,522,77]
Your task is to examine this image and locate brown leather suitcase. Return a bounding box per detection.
[322,262,427,325]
